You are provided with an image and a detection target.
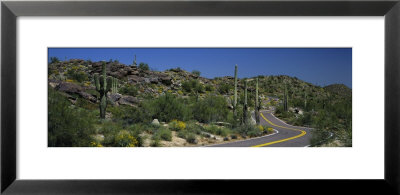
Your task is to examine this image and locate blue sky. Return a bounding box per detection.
[48,48,352,88]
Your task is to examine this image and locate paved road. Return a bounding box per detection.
[209,110,312,147]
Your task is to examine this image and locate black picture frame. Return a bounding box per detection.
[1,0,399,194]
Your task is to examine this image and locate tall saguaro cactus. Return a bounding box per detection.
[255,78,260,125]
[111,77,119,94]
[133,54,137,66]
[283,81,288,112]
[304,91,307,110]
[94,62,112,119]
[233,64,238,117]
[243,79,248,125]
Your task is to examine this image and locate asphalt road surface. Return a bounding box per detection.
[210,111,312,147]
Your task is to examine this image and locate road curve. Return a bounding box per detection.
[209,111,312,147]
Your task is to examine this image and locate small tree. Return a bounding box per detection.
[192,70,201,77]
[138,62,149,71]
[50,57,60,64]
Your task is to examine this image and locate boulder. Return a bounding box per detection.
[118,95,139,106]
[108,93,122,105]
[149,77,159,84]
[55,82,97,103]
[48,79,61,88]
[127,75,142,83]
[160,76,172,85]
[151,119,160,126]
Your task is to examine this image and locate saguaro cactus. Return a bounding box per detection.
[283,81,288,112]
[111,77,119,94]
[243,79,248,125]
[233,64,238,116]
[304,91,307,110]
[255,78,260,125]
[133,54,137,66]
[94,62,112,119]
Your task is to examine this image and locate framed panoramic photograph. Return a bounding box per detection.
[2,0,400,194]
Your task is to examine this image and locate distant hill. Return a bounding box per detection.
[324,84,352,98]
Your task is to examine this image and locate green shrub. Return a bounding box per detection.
[108,105,150,126]
[185,121,203,135]
[151,138,161,147]
[50,56,60,64]
[66,69,88,82]
[169,120,186,131]
[203,124,219,134]
[216,127,230,137]
[144,93,191,122]
[76,97,97,110]
[114,130,139,147]
[182,79,204,94]
[139,62,149,71]
[119,84,139,96]
[234,124,260,137]
[192,70,201,76]
[186,133,197,144]
[156,128,172,141]
[218,83,232,94]
[205,84,214,92]
[193,95,229,123]
[48,87,96,147]
[177,130,187,139]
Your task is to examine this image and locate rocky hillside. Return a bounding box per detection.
[324,84,352,98]
[48,59,350,111]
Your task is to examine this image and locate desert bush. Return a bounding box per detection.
[114,130,139,147]
[144,93,191,122]
[108,105,150,126]
[151,138,161,147]
[119,84,139,96]
[169,120,186,131]
[66,68,88,83]
[193,95,229,123]
[48,87,96,147]
[182,79,204,94]
[76,97,97,110]
[50,56,60,64]
[218,83,232,94]
[139,62,149,71]
[234,124,260,137]
[205,84,214,92]
[186,133,197,144]
[155,128,172,141]
[185,121,203,135]
[89,141,103,147]
[177,130,187,139]
[192,70,201,76]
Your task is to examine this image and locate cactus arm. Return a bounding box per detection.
[106,77,112,92]
[94,73,100,91]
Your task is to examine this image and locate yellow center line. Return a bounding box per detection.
[251,112,307,147]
